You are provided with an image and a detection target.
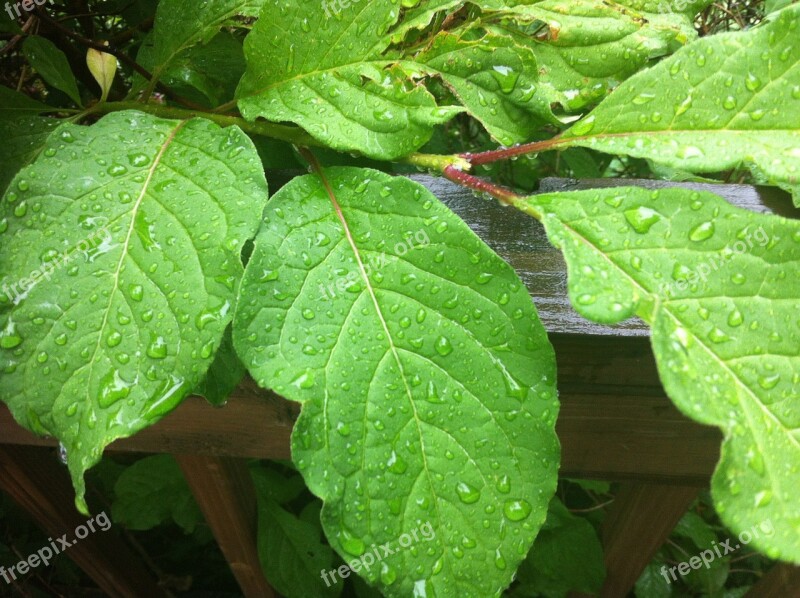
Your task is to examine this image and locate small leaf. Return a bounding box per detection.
[519,185,800,563]
[256,493,341,598]
[23,36,83,106]
[558,5,800,204]
[0,86,54,116]
[514,498,606,596]
[0,115,59,195]
[112,455,202,533]
[0,111,268,512]
[86,47,117,102]
[234,167,559,596]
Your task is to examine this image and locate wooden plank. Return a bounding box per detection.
[0,445,167,597]
[598,483,700,598]
[175,455,275,598]
[745,563,800,598]
[0,334,721,484]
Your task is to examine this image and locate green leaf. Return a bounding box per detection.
[256,494,341,598]
[388,0,463,43]
[765,0,796,14]
[514,498,605,597]
[518,185,800,563]
[251,462,308,505]
[192,326,245,406]
[411,31,556,146]
[559,5,800,204]
[112,455,202,533]
[635,556,674,598]
[483,0,697,112]
[23,36,83,106]
[142,0,266,91]
[0,116,59,195]
[0,111,268,513]
[0,86,54,116]
[236,0,460,160]
[673,510,718,550]
[234,167,560,597]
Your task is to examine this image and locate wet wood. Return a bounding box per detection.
[598,483,701,598]
[175,455,276,598]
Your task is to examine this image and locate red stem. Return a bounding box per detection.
[442,165,522,205]
[461,136,564,166]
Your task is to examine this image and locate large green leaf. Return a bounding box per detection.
[484,0,698,112]
[236,0,459,160]
[138,0,265,93]
[0,111,267,512]
[22,36,83,106]
[411,31,556,146]
[192,326,245,406]
[559,5,800,204]
[518,185,800,563]
[234,167,559,597]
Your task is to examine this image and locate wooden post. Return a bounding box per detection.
[0,445,167,597]
[598,483,700,598]
[175,454,276,598]
[745,563,800,597]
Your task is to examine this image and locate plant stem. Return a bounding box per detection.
[442,165,523,206]
[401,152,472,172]
[460,136,567,166]
[89,101,320,146]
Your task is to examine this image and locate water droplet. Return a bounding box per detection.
[455,481,480,504]
[147,335,168,359]
[434,336,453,356]
[624,206,661,234]
[98,369,132,408]
[688,221,715,242]
[503,499,532,521]
[496,474,511,494]
[491,65,519,93]
[338,529,365,556]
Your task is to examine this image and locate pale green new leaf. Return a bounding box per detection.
[234,168,559,597]
[519,185,800,563]
[411,32,557,145]
[0,111,268,512]
[23,36,83,106]
[559,5,800,204]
